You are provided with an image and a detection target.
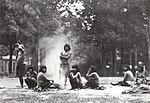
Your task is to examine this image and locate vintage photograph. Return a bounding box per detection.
[0,0,150,103]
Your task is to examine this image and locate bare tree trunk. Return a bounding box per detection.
[101,43,106,76]
[112,48,116,76]
[9,44,13,74]
[120,45,124,75]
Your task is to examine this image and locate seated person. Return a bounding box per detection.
[37,65,62,90]
[111,65,134,86]
[135,62,147,85]
[37,65,54,90]
[25,66,37,89]
[69,65,83,90]
[85,65,100,89]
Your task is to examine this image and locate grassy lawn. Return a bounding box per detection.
[0,77,149,103]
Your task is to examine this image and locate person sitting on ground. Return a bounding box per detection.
[37,65,62,91]
[37,65,54,90]
[135,62,147,85]
[69,65,83,90]
[25,66,37,89]
[111,65,134,86]
[85,65,104,89]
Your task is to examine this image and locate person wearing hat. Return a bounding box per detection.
[15,43,25,88]
[59,44,72,86]
[25,66,37,89]
[111,65,134,86]
[68,65,83,90]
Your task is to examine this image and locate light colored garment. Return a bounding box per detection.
[37,72,48,86]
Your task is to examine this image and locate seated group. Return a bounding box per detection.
[25,63,148,91]
[25,65,105,91]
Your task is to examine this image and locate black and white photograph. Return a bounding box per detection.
[0,0,150,103]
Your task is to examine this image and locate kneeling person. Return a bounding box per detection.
[25,66,37,89]
[69,65,83,89]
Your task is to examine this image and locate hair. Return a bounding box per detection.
[27,66,34,72]
[123,65,130,71]
[64,44,71,51]
[39,65,47,73]
[90,65,96,73]
[72,65,80,73]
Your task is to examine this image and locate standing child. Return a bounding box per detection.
[60,44,72,86]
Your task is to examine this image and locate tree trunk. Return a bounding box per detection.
[9,44,13,74]
[120,45,124,75]
[31,45,38,72]
[145,20,150,73]
[112,48,116,76]
[101,43,106,76]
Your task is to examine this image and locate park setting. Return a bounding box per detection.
[0,0,150,103]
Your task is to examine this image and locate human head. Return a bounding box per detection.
[39,65,47,73]
[64,44,71,52]
[71,65,80,73]
[123,65,130,72]
[27,66,34,72]
[89,65,96,73]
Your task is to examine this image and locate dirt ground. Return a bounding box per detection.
[0,77,150,103]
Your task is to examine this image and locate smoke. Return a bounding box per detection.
[39,26,71,85]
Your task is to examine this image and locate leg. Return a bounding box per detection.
[64,64,70,86]
[19,77,24,88]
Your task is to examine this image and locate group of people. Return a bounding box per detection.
[14,43,149,91]
[111,62,148,87]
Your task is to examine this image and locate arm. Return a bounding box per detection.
[86,69,91,79]
[123,72,128,82]
[60,52,72,59]
[26,72,31,79]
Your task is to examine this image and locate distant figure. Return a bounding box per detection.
[15,43,25,88]
[37,65,62,90]
[25,66,37,89]
[85,66,100,89]
[135,62,147,85]
[111,65,134,86]
[60,44,72,86]
[68,65,83,90]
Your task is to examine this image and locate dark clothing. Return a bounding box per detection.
[85,78,99,89]
[40,80,52,89]
[16,50,25,77]
[85,72,100,89]
[25,71,37,88]
[16,64,25,77]
[25,78,37,88]
[117,81,131,86]
[69,71,83,89]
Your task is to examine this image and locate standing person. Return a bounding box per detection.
[15,43,25,88]
[85,66,101,89]
[25,66,37,89]
[69,65,83,90]
[60,44,72,86]
[111,65,134,86]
